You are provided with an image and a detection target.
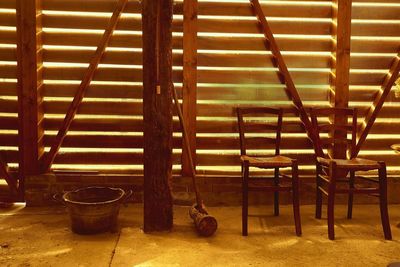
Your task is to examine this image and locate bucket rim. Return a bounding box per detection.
[63,186,125,206]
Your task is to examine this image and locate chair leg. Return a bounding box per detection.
[291,161,302,236]
[378,163,392,240]
[315,162,322,219]
[327,162,337,240]
[274,167,279,216]
[242,162,249,236]
[347,170,355,219]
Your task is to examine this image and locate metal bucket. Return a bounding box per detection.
[57,187,131,234]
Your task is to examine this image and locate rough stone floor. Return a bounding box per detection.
[0,204,400,267]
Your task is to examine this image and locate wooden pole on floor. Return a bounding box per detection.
[142,0,174,232]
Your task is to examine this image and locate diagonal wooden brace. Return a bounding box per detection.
[249,0,323,157]
[40,0,128,172]
[0,152,18,195]
[354,51,400,158]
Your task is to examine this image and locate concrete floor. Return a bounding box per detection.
[0,204,400,267]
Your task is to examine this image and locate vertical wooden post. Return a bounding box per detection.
[142,0,174,232]
[330,0,352,158]
[16,0,45,196]
[182,0,198,176]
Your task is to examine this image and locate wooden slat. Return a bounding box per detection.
[42,84,328,101]
[352,23,400,37]
[354,51,400,157]
[197,70,329,84]
[350,56,397,70]
[0,47,17,62]
[0,0,16,9]
[16,0,45,197]
[352,5,400,20]
[199,54,330,68]
[351,39,400,53]
[182,0,197,176]
[197,86,329,101]
[41,15,142,31]
[0,31,17,44]
[42,32,143,48]
[43,49,144,65]
[43,67,142,81]
[197,19,331,35]
[42,0,141,13]
[3,100,400,119]
[42,67,330,84]
[41,32,336,52]
[42,84,143,98]
[0,13,16,27]
[0,65,17,78]
[349,72,393,85]
[41,0,129,172]
[196,2,332,18]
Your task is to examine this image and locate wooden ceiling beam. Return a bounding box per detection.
[354,51,400,157]
[40,0,128,172]
[249,0,323,157]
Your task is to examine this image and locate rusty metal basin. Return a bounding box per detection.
[62,187,128,234]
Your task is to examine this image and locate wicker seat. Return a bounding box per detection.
[237,107,301,236]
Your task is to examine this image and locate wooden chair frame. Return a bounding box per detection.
[237,107,301,236]
[311,107,392,240]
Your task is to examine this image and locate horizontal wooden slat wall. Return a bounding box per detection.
[39,0,147,172]
[1,0,399,178]
[349,0,400,173]
[193,0,333,175]
[0,0,18,174]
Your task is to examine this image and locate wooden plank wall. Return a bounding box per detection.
[349,0,400,171]
[0,0,399,181]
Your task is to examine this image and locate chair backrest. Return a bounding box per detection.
[310,107,357,159]
[236,107,283,156]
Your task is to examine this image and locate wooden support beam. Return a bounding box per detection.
[182,0,198,176]
[330,0,352,159]
[0,153,17,195]
[143,0,174,232]
[16,0,45,196]
[250,0,323,157]
[354,51,400,157]
[41,0,128,172]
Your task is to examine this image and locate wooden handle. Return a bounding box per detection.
[171,84,203,209]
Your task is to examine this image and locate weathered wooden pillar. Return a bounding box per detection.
[16,0,45,197]
[142,0,174,232]
[182,0,198,176]
[330,0,352,158]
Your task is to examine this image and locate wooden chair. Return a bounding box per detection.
[310,107,392,240]
[236,107,301,236]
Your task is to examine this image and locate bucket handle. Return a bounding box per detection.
[123,189,133,207]
[52,192,66,206]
